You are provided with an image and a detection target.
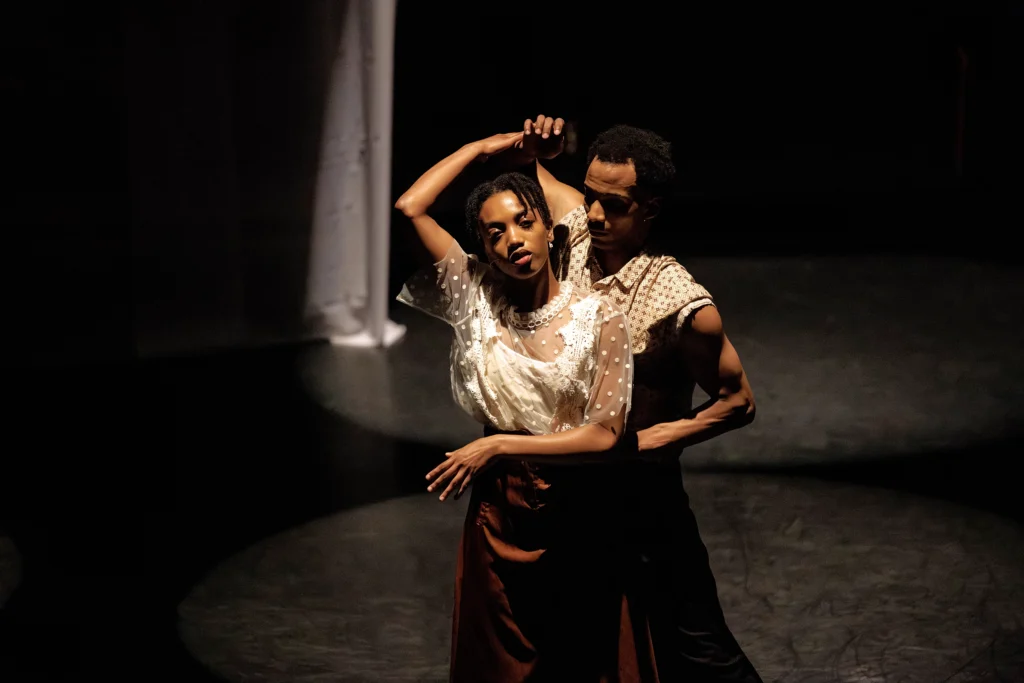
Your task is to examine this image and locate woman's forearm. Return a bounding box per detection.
[494,424,623,464]
[395,142,482,219]
[393,141,485,262]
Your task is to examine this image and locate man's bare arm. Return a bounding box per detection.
[486,115,584,221]
[636,306,756,453]
[534,158,584,221]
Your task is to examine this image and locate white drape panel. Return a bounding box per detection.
[131,1,399,357]
[305,0,400,345]
[304,0,370,338]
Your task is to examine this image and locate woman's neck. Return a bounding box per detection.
[505,265,561,312]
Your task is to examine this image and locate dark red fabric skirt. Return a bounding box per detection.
[449,458,659,683]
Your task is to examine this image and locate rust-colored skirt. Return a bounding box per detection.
[449,459,659,683]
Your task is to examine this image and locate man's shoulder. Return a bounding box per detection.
[645,255,712,300]
[627,254,714,330]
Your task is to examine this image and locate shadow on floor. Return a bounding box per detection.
[701,436,1024,527]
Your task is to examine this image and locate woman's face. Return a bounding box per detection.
[477,191,553,280]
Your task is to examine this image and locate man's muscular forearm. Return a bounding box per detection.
[636,306,756,457]
[636,390,755,455]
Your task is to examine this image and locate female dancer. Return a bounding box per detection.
[395,131,635,681]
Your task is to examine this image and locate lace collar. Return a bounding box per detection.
[504,282,574,330]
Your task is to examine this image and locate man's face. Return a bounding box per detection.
[583,158,656,253]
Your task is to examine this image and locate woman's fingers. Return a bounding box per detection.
[439,467,467,502]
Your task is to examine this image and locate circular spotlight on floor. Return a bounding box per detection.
[179,475,1024,682]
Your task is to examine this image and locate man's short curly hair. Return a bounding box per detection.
[587,124,676,199]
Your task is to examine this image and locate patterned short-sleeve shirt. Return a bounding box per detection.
[555,204,715,431]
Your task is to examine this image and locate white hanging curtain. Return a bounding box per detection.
[305,0,403,347]
[132,0,401,358]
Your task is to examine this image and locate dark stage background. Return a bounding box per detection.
[390,4,1023,276]
[3,1,1023,680]
[8,1,1024,362]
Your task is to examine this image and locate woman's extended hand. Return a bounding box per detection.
[474,131,525,163]
[426,435,505,501]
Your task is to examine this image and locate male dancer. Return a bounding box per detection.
[510,115,762,682]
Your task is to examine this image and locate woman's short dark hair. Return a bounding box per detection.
[464,172,563,266]
[464,172,553,239]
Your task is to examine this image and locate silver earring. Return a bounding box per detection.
[548,241,553,249]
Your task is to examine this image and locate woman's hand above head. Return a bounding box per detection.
[474,131,526,163]
[470,118,565,170]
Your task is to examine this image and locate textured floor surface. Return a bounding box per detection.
[179,474,1024,683]
[2,255,1021,682]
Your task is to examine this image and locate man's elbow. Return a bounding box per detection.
[735,393,756,428]
[719,388,754,430]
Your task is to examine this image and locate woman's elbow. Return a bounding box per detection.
[394,194,421,218]
[591,424,622,452]
[394,196,411,217]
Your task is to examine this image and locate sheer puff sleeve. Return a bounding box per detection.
[396,241,487,326]
[583,297,634,434]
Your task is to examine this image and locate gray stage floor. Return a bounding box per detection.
[179,475,1024,683]
[10,254,1018,681]
[301,254,1024,467]
[172,254,1024,682]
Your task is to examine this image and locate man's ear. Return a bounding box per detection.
[644,197,663,222]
